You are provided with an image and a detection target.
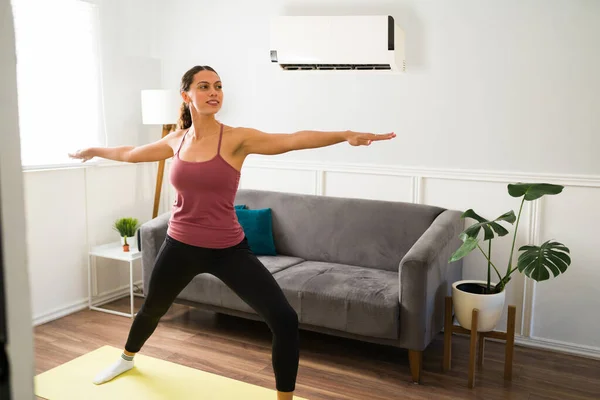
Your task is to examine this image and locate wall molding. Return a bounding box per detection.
[242,159,600,188]
[411,176,423,204]
[314,170,325,195]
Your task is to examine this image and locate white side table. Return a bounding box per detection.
[88,241,144,318]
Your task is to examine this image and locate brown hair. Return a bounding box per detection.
[178,65,218,129]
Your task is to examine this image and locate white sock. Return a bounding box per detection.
[92,352,135,385]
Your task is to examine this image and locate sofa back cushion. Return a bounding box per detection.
[234,189,446,272]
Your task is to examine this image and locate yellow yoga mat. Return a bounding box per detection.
[35,345,308,400]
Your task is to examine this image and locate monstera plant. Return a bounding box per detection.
[448,183,572,331]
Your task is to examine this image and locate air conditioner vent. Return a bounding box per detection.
[280,64,392,71]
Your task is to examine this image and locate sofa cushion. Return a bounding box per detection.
[235,207,277,256]
[176,255,304,310]
[273,261,400,340]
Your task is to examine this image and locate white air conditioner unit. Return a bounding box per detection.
[269,15,405,72]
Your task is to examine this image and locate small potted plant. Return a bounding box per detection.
[113,217,140,252]
[449,183,571,332]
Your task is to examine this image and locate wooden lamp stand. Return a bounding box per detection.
[152,124,176,219]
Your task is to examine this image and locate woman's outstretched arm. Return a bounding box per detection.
[69,130,180,163]
[238,128,396,156]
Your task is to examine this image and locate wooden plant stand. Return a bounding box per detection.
[443,296,516,388]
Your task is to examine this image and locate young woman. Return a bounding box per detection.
[69,65,395,400]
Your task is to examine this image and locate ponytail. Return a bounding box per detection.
[178,102,192,130]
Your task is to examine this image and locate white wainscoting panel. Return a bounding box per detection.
[323,171,413,202]
[532,186,600,348]
[422,178,530,334]
[26,162,156,325]
[239,165,316,195]
[23,169,89,321]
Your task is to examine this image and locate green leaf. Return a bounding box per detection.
[460,210,516,241]
[113,217,140,237]
[464,222,494,240]
[508,183,564,201]
[461,209,487,223]
[449,236,479,263]
[489,222,509,236]
[517,240,571,281]
[496,210,517,224]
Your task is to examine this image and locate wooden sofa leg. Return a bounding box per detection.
[408,350,423,384]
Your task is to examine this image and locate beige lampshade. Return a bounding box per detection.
[141,89,181,125]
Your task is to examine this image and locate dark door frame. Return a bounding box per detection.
[0,170,11,398]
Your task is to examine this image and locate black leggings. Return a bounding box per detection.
[125,235,299,392]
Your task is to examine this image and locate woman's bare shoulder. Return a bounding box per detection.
[165,128,187,140]
[171,127,187,136]
[157,128,185,150]
[227,125,258,138]
[224,125,254,153]
[224,125,247,139]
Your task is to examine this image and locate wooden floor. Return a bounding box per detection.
[34,297,600,400]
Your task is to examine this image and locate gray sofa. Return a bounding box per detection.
[139,189,464,383]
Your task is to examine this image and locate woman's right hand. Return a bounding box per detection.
[68,148,95,162]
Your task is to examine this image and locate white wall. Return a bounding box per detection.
[156,0,600,357]
[24,0,167,325]
[1,0,35,398]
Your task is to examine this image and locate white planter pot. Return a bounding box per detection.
[452,279,506,332]
[120,234,137,249]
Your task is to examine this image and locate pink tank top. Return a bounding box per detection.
[167,123,245,248]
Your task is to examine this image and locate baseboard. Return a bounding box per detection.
[515,336,600,360]
[32,280,144,326]
[32,299,89,327]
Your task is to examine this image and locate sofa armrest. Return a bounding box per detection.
[139,212,170,293]
[397,209,464,351]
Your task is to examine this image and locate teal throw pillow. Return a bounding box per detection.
[235,207,277,256]
[234,204,247,209]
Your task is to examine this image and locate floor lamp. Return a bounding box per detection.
[141,89,181,219]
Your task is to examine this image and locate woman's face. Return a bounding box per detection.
[182,70,223,115]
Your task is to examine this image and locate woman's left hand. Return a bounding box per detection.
[346,131,396,146]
